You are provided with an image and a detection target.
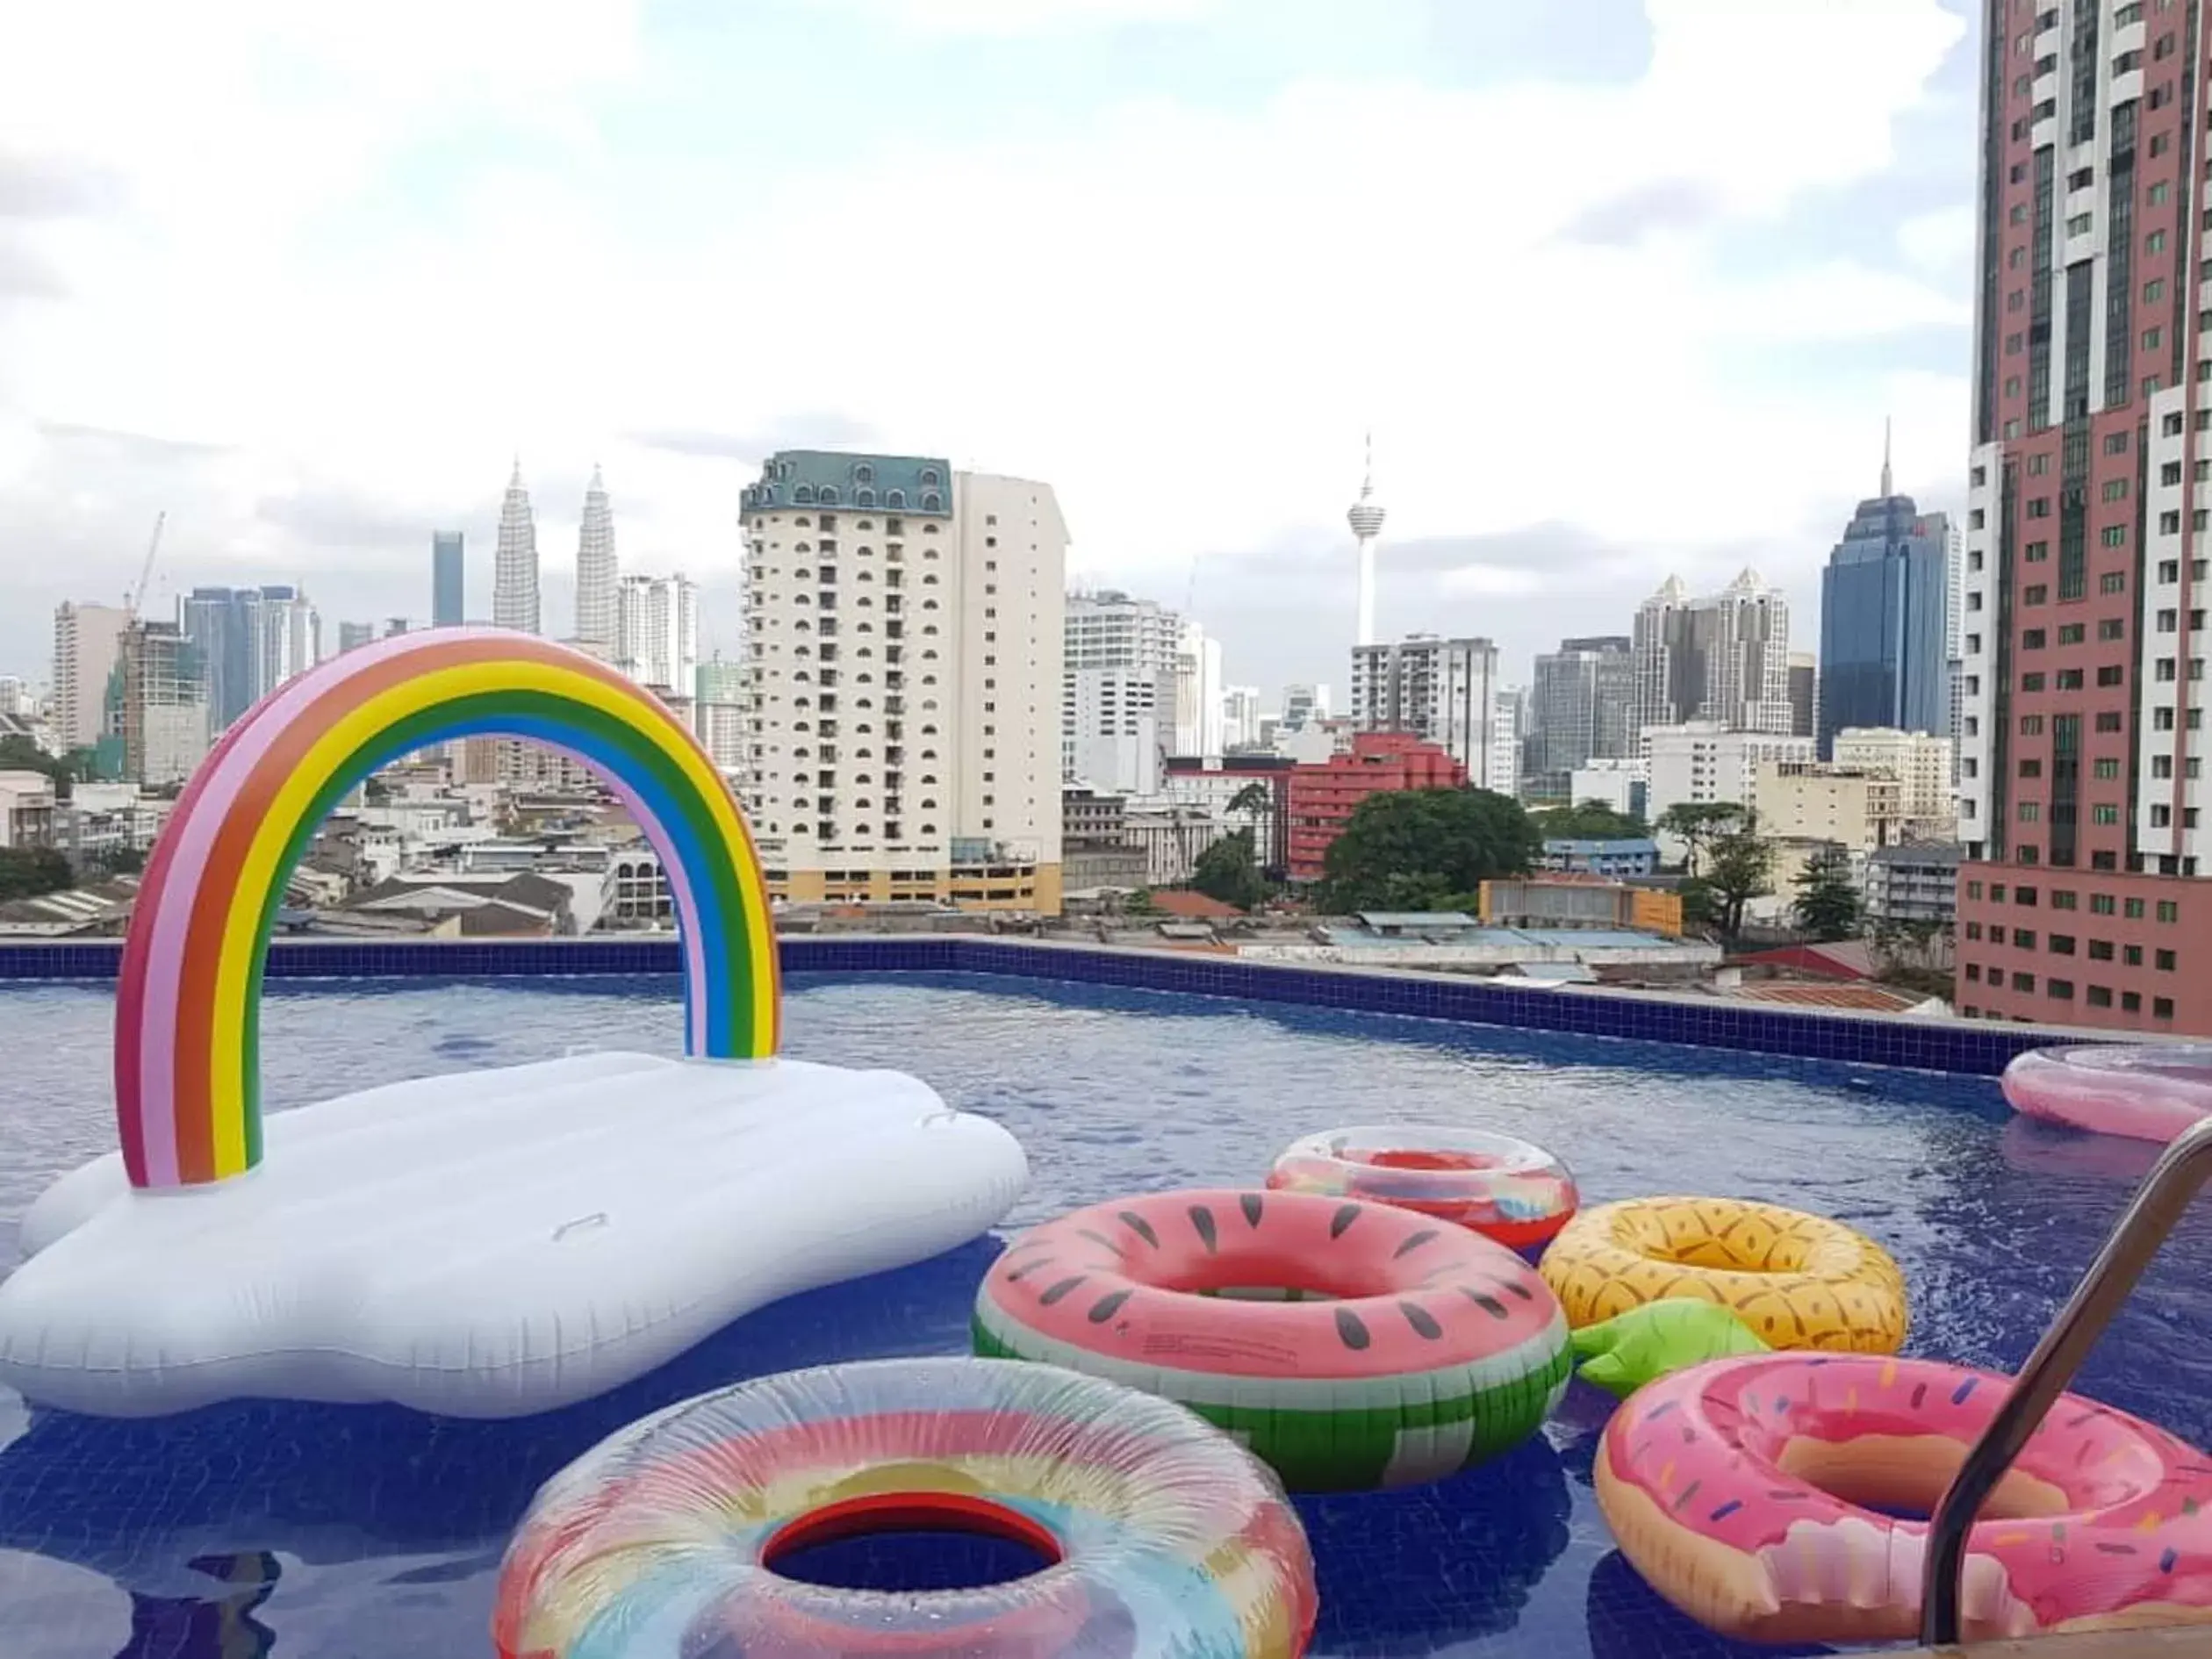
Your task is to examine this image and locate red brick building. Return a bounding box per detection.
[1957,0,2212,1032]
[1285,732,1465,881]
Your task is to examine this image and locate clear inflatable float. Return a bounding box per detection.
[0,629,1028,1418]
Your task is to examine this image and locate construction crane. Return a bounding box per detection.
[126,511,167,619]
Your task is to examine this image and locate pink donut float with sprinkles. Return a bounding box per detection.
[1595,1351,2212,1646]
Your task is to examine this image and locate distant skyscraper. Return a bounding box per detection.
[1630,571,1793,740]
[615,572,700,692]
[1815,426,1956,758]
[432,531,465,627]
[118,620,210,786]
[1347,434,1386,649]
[1530,635,1634,780]
[179,585,320,730]
[694,656,747,776]
[51,601,129,752]
[1063,589,1182,795]
[1490,686,1526,801]
[338,621,377,654]
[1350,634,1505,789]
[575,466,619,652]
[1174,619,1224,761]
[1787,651,1819,741]
[493,461,540,634]
[1221,685,1263,750]
[1281,684,1331,729]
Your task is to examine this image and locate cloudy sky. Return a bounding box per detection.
[0,0,1974,705]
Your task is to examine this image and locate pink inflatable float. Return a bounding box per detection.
[2002,1044,2212,1144]
[1596,1352,2212,1644]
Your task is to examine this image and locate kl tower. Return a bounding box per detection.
[1347,432,1386,647]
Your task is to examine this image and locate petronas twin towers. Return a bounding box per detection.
[490,460,620,652]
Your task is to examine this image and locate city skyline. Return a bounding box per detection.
[0,1,1977,700]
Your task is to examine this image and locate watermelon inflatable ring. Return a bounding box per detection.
[1267,1124,1579,1250]
[973,1187,1572,1491]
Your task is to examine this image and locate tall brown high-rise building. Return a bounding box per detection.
[1957,0,2212,1031]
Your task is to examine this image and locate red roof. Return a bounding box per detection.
[1731,982,1926,1013]
[1735,940,1881,980]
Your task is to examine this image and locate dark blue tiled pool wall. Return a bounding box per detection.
[0,937,2075,1078]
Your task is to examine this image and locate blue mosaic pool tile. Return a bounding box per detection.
[0,934,2108,1079]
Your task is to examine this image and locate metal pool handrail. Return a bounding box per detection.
[1920,1112,2212,1648]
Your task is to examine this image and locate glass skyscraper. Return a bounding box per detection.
[432,531,465,627]
[1815,462,1956,759]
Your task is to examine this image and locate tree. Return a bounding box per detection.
[1701,820,1773,938]
[1318,786,1540,913]
[0,847,74,903]
[1658,801,1748,876]
[1792,844,1863,942]
[1530,799,1648,841]
[1225,781,1272,818]
[1189,828,1268,911]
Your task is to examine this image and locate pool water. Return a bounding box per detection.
[3,970,2209,1659]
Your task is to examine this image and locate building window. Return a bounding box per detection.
[2088,985,2113,1007]
[2092,894,2115,915]
[2101,572,2127,593]
[2048,980,2074,1000]
[2159,900,2180,923]
[2156,997,2176,1020]
[2090,939,2115,959]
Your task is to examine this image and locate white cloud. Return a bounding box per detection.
[1437,564,1547,600]
[835,0,1219,34]
[0,0,1972,683]
[1898,203,1978,277]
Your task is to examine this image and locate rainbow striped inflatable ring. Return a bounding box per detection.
[493,1357,1318,1659]
[113,628,779,1189]
[1597,1352,2212,1645]
[974,1187,1572,1491]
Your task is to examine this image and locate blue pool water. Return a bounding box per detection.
[3,969,2210,1659]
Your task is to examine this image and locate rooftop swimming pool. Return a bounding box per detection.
[3,968,2209,1658]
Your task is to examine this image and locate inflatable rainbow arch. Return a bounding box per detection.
[114,628,780,1189]
[0,628,1027,1418]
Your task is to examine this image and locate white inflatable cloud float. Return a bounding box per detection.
[0,632,1028,1418]
[1,1052,1024,1418]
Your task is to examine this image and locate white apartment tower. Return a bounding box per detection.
[1174,619,1225,763]
[1641,722,1815,824]
[493,460,540,635]
[52,601,129,751]
[575,464,620,654]
[1631,570,1794,740]
[617,572,700,693]
[1349,634,1505,788]
[1063,589,1181,796]
[740,451,1068,912]
[1490,686,1526,801]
